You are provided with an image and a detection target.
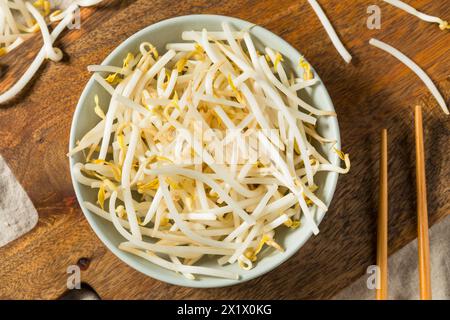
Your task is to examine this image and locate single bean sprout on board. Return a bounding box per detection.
[384,0,450,30]
[369,38,449,115]
[307,0,352,63]
[70,23,350,280]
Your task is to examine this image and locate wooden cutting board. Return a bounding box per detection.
[0,0,448,299]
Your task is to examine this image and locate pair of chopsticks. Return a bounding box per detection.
[376,105,432,300]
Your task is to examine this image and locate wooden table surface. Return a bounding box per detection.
[0,0,448,299]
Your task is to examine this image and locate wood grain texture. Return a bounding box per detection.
[0,0,448,299]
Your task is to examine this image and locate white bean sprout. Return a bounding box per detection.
[370,38,449,115]
[384,0,449,30]
[307,0,352,63]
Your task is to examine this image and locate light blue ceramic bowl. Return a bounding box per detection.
[69,14,341,288]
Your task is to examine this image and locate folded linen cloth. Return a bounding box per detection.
[333,215,450,300]
[0,155,38,247]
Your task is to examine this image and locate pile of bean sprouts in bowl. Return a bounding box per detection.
[68,15,349,288]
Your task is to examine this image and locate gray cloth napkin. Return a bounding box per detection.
[0,156,38,247]
[334,215,450,300]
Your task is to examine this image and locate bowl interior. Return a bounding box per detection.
[69,14,341,288]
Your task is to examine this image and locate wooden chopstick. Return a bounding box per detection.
[376,129,388,300]
[414,105,432,300]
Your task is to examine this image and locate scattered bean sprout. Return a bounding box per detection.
[307,0,352,63]
[384,0,449,30]
[369,38,449,115]
[0,0,104,104]
[70,23,350,280]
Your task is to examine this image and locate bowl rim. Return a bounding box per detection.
[69,13,341,288]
